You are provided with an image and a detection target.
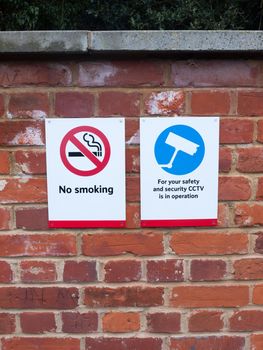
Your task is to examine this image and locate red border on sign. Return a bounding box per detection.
[141,219,217,227]
[48,220,125,228]
[60,126,111,176]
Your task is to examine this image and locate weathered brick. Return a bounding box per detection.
[235,203,263,226]
[127,176,140,202]
[190,260,226,281]
[257,119,263,142]
[220,119,253,144]
[0,313,15,334]
[219,148,232,173]
[63,261,97,283]
[0,121,44,146]
[170,336,245,350]
[84,286,164,307]
[144,91,184,115]
[170,286,249,307]
[0,151,10,174]
[238,91,263,115]
[15,207,48,230]
[0,63,72,87]
[147,259,184,282]
[251,334,263,350]
[230,310,263,331]
[218,176,251,200]
[191,90,231,115]
[55,92,95,118]
[189,311,224,332]
[217,203,230,228]
[0,261,12,282]
[171,60,260,87]
[237,147,263,173]
[0,287,78,309]
[20,312,56,333]
[62,312,98,333]
[14,150,46,174]
[82,232,163,256]
[126,147,140,173]
[0,178,47,204]
[126,203,140,229]
[0,94,4,116]
[0,207,11,230]
[126,118,139,144]
[8,93,48,119]
[85,337,162,350]
[0,234,77,257]
[170,232,248,255]
[253,285,263,305]
[98,92,140,117]
[255,232,263,253]
[102,312,140,332]
[256,177,263,200]
[78,61,165,87]
[104,260,141,283]
[147,312,181,333]
[2,337,80,350]
[20,261,57,283]
[234,258,263,280]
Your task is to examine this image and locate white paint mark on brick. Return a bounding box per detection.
[7,110,46,120]
[146,90,184,115]
[80,63,118,86]
[126,130,140,145]
[0,180,7,191]
[10,127,43,145]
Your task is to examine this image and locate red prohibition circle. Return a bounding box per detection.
[60,126,111,176]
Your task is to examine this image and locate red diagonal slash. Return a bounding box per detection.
[70,134,102,167]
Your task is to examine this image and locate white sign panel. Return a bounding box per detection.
[140,117,219,227]
[45,118,125,228]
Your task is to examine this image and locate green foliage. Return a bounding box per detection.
[0,0,262,31]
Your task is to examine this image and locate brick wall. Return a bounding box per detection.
[0,58,263,350]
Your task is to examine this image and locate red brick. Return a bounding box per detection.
[0,151,10,174]
[104,260,141,283]
[63,261,97,283]
[0,94,4,116]
[220,119,253,144]
[257,178,263,200]
[235,203,263,226]
[0,207,11,230]
[0,261,12,282]
[0,313,15,334]
[145,91,184,115]
[127,176,140,202]
[126,118,139,144]
[84,286,164,307]
[102,312,140,332]
[170,336,245,350]
[0,287,78,309]
[253,285,263,304]
[14,150,46,174]
[0,234,76,257]
[217,203,230,227]
[170,232,248,255]
[251,334,263,350]
[191,90,230,115]
[98,92,140,117]
[237,147,263,173]
[126,203,140,229]
[171,60,260,87]
[62,312,98,333]
[230,310,263,331]
[0,63,72,87]
[218,176,251,200]
[219,148,232,173]
[8,93,48,119]
[85,337,162,350]
[234,258,263,280]
[20,312,56,333]
[2,337,79,350]
[147,312,180,333]
[82,232,163,256]
[255,232,263,253]
[126,147,140,173]
[189,311,223,332]
[0,120,45,146]
[55,92,94,118]
[190,260,226,281]
[147,259,184,282]
[0,178,47,204]
[20,261,56,283]
[15,207,48,230]
[257,119,263,142]
[78,61,165,87]
[238,91,263,115]
[170,286,249,308]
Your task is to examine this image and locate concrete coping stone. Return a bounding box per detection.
[0,30,263,54]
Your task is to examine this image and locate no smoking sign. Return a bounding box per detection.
[45,118,126,228]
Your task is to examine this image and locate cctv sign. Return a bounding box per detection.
[45,118,125,228]
[140,117,219,227]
